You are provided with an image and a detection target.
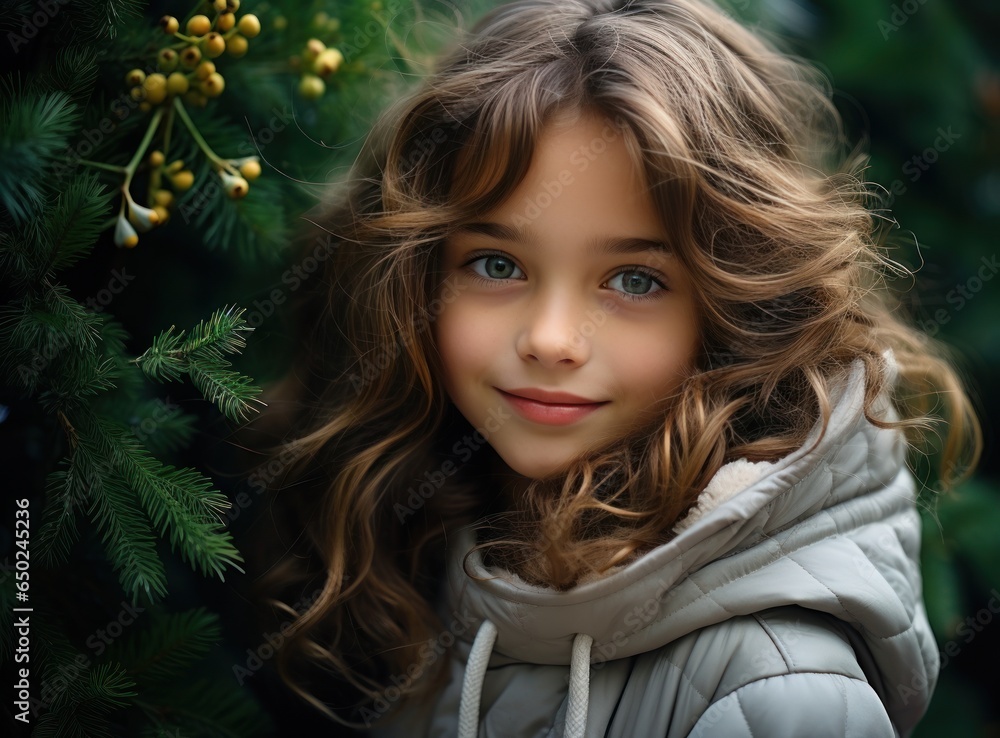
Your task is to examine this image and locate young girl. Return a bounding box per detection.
[256,0,982,735]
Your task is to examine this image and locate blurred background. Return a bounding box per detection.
[1,0,996,736]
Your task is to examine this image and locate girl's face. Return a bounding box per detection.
[434,111,701,481]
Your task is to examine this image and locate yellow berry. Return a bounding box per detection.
[187,14,211,36]
[125,68,145,87]
[239,159,261,180]
[298,74,325,99]
[195,60,216,80]
[152,205,170,225]
[326,18,341,33]
[222,172,249,199]
[128,202,160,230]
[143,73,167,105]
[157,48,179,72]
[165,159,184,174]
[148,150,165,167]
[184,90,208,107]
[314,48,343,77]
[166,71,189,96]
[171,170,195,190]
[238,14,261,38]
[152,189,174,207]
[273,15,287,30]
[201,72,226,97]
[139,101,152,113]
[181,45,202,68]
[216,12,235,31]
[225,0,240,12]
[203,32,226,58]
[115,214,139,248]
[159,15,179,34]
[304,38,325,62]
[213,0,227,10]
[313,11,329,27]
[226,34,248,57]
[371,1,383,10]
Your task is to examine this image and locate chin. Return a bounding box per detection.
[498,452,574,482]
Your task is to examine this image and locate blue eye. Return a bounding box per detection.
[606,269,666,302]
[467,254,524,281]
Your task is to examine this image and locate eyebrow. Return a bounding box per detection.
[453,221,671,255]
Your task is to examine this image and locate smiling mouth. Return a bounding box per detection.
[497,389,609,425]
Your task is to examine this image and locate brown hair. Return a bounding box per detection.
[252,0,982,728]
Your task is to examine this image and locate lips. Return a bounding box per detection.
[500,387,606,405]
[497,388,609,426]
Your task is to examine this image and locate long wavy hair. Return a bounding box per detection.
[251,0,982,728]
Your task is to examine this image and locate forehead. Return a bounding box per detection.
[448,113,670,250]
[449,105,646,198]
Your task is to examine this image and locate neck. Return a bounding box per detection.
[484,450,533,516]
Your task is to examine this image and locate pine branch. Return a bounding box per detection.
[35,459,83,568]
[105,607,222,683]
[62,0,145,43]
[133,324,187,383]
[78,410,245,583]
[33,661,137,738]
[181,304,254,357]
[0,217,44,290]
[132,305,266,422]
[31,45,100,107]
[188,355,266,423]
[0,85,80,223]
[45,169,114,273]
[39,356,120,413]
[0,283,105,395]
[71,432,169,602]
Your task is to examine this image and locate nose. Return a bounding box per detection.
[515,290,591,368]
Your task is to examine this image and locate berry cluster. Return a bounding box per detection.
[293,38,344,100]
[106,1,266,248]
[125,1,260,111]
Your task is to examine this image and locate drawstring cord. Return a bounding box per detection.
[566,630,595,736]
[457,619,594,738]
[457,619,497,737]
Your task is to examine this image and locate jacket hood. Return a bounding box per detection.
[445,355,938,738]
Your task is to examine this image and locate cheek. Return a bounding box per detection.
[434,303,491,385]
[613,314,700,398]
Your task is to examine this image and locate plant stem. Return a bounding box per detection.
[162,104,175,158]
[172,97,239,175]
[76,159,126,174]
[149,105,176,197]
[122,105,166,195]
